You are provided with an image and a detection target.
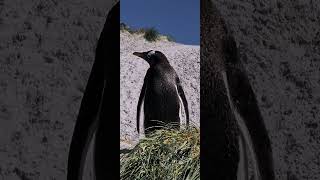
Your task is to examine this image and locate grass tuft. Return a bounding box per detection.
[120,22,135,34]
[143,27,160,42]
[120,125,200,180]
[121,22,174,42]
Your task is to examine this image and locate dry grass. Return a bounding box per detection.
[120,124,200,180]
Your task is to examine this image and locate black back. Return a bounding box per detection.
[143,63,181,134]
[136,51,189,135]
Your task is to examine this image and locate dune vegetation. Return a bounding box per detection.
[120,125,200,180]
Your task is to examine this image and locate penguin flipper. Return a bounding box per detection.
[176,77,190,127]
[228,67,274,180]
[237,128,249,180]
[137,75,147,134]
[224,36,275,180]
[67,39,105,180]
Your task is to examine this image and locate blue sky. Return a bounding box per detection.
[120,0,199,45]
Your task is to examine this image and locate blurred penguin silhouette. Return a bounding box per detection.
[201,0,275,179]
[67,2,119,180]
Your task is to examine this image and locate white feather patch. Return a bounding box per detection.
[139,86,147,139]
[139,97,145,139]
[175,85,185,125]
[147,50,155,57]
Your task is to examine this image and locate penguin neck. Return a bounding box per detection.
[147,59,170,67]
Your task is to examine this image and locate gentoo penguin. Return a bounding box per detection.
[133,50,189,135]
[201,0,275,180]
[67,2,119,180]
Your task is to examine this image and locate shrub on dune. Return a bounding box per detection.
[143,27,160,42]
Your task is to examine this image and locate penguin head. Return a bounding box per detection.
[133,50,168,66]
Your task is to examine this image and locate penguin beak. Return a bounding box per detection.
[133,52,147,59]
